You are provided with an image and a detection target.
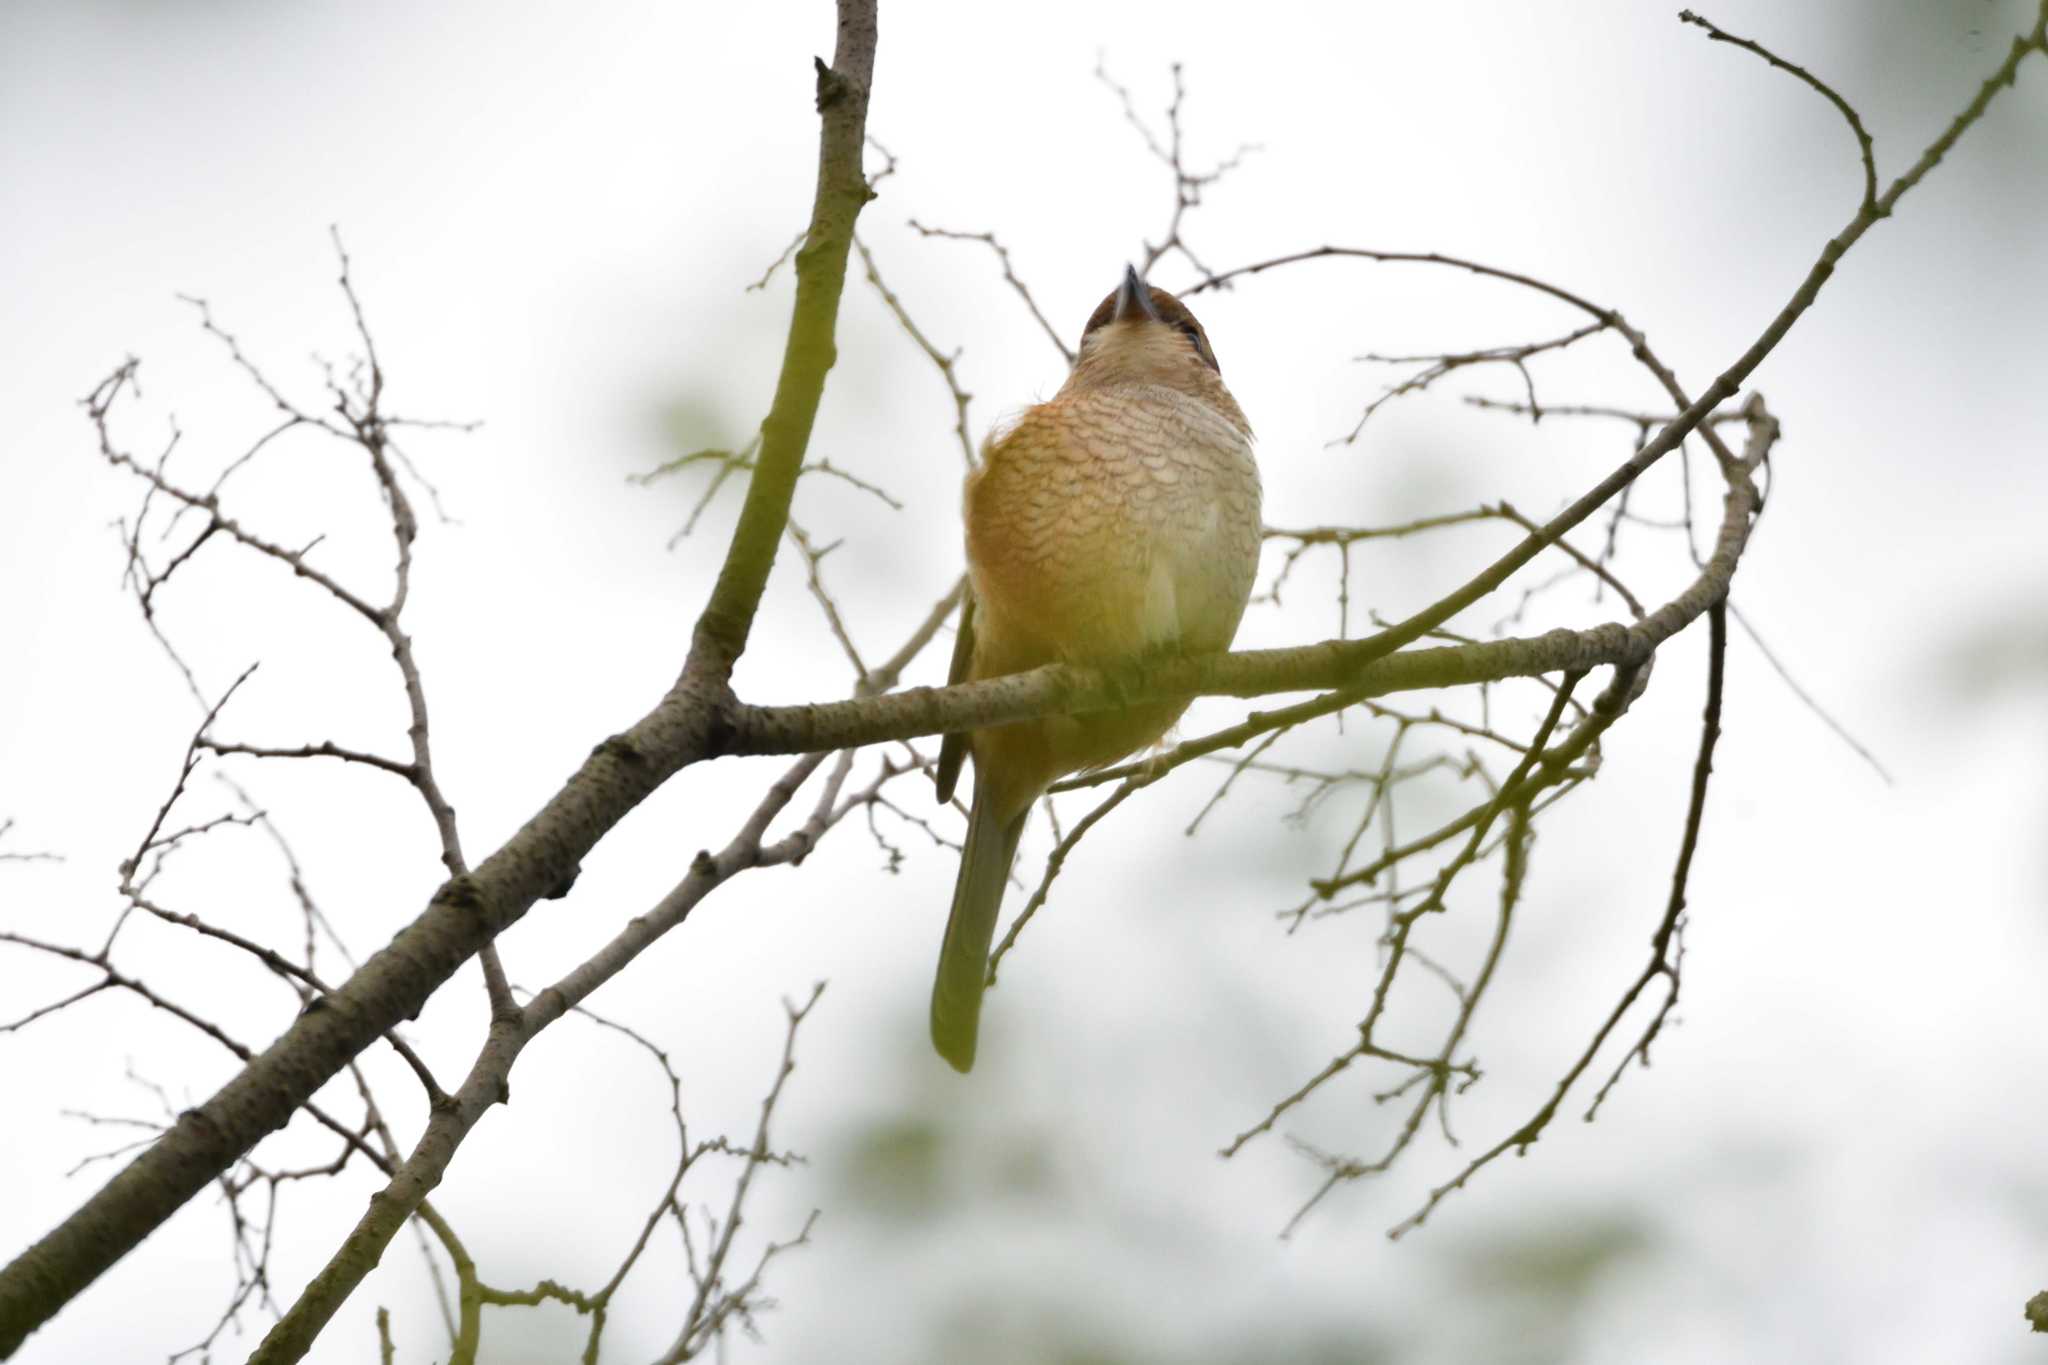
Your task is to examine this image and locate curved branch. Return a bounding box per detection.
[1680,9,1878,210]
[6,6,2040,1352]
[0,5,880,1354]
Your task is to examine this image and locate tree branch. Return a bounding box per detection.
[681,3,879,684]
[0,3,880,1353]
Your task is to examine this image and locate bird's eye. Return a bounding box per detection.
[1176,320,1219,372]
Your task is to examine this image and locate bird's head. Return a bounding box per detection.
[1069,265,1227,395]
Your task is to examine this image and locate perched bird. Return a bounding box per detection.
[930,266,1262,1072]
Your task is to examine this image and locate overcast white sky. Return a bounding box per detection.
[4,2,2047,1362]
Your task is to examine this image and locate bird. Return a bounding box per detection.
[929,265,1262,1072]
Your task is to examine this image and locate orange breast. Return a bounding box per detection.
[961,381,1261,805]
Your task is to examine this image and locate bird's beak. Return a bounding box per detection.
[1111,264,1160,324]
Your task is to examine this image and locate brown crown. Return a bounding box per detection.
[1079,283,1221,373]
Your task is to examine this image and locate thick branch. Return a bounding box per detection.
[0,6,880,1354]
[727,405,1763,759]
[5,6,2039,1351]
[245,755,826,1364]
[682,5,878,683]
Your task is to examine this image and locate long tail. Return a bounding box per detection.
[930,791,1028,1073]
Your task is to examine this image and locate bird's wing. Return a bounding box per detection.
[934,589,974,803]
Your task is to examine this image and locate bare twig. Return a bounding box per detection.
[906,221,1075,364]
